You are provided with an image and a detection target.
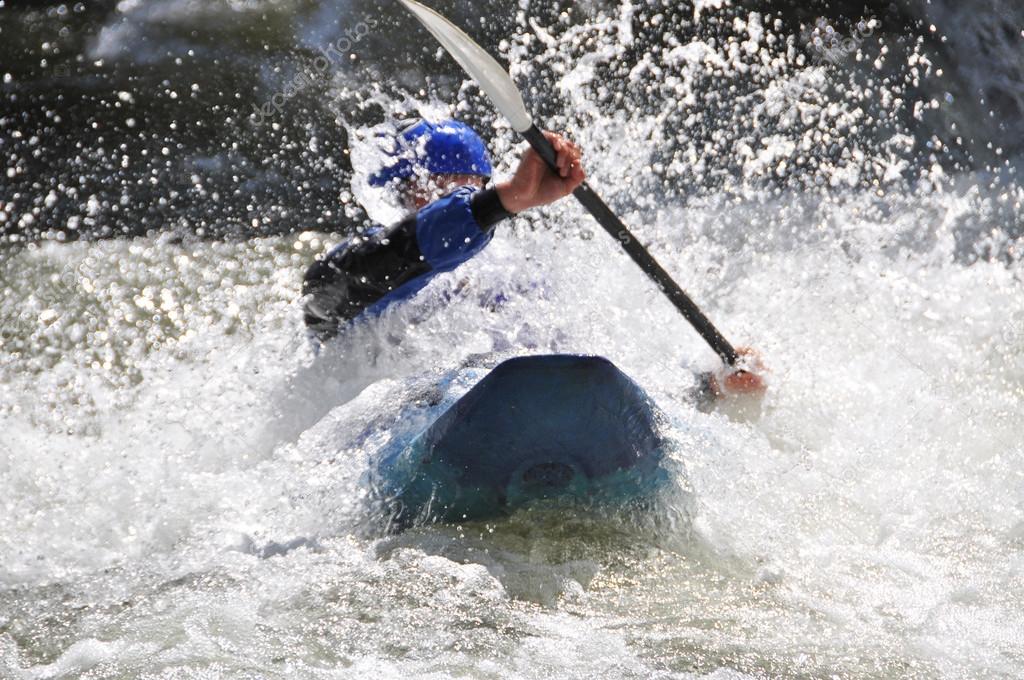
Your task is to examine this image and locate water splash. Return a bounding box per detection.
[2,1,1023,678]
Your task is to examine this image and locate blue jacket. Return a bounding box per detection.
[303,186,513,340]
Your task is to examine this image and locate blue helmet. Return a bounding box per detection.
[368,119,493,187]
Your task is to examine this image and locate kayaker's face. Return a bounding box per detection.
[406,173,485,210]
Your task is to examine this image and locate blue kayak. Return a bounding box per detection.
[370,355,671,525]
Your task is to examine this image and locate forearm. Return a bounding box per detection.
[494,180,526,214]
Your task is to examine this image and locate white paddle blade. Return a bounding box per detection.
[398,0,534,133]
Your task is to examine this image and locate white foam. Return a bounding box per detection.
[3,1,1024,676]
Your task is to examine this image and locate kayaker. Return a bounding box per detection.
[302,118,584,341]
[302,118,767,401]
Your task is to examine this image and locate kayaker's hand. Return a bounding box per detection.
[496,131,585,213]
[720,369,767,395]
[714,347,768,398]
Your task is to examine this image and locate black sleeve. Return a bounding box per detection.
[688,372,719,411]
[470,187,515,231]
[302,216,430,338]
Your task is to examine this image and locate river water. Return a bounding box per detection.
[2,1,1023,678]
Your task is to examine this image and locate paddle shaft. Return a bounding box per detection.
[521,125,739,365]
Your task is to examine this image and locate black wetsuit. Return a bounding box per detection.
[303,186,512,341]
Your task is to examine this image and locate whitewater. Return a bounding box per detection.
[2,1,1023,678]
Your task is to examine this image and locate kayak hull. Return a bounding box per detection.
[372,355,670,525]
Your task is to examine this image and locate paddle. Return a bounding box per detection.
[398,0,740,366]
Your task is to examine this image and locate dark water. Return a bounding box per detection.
[2,0,1022,241]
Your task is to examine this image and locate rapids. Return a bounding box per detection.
[2,1,1023,678]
